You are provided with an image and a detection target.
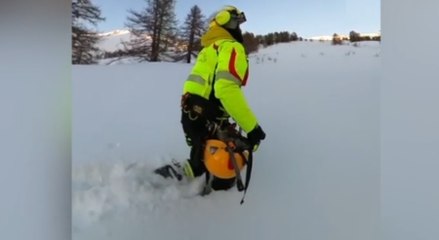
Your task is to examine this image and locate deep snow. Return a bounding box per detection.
[73,41,380,240]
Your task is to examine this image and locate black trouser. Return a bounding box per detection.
[180,100,236,190]
[181,108,209,177]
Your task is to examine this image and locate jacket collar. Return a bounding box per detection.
[201,23,235,47]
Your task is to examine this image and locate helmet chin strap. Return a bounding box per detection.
[226,142,245,191]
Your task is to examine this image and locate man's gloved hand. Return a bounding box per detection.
[247,125,266,151]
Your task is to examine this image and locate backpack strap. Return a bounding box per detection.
[226,137,253,205]
[226,143,245,191]
[240,150,252,204]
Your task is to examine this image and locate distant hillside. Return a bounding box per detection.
[96,29,185,62]
[97,29,133,52]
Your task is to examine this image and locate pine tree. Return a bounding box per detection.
[255,35,264,46]
[181,5,205,63]
[72,0,105,64]
[290,32,298,41]
[124,0,177,62]
[349,30,360,42]
[242,32,259,54]
[264,33,275,46]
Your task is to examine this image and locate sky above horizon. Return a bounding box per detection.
[92,0,380,38]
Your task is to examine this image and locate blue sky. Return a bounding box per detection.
[92,0,380,38]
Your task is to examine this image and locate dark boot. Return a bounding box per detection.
[154,160,194,181]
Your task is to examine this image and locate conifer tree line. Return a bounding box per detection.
[349,31,381,42]
[72,0,303,64]
[330,31,381,45]
[72,0,105,64]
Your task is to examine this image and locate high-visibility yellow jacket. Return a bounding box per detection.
[183,23,258,133]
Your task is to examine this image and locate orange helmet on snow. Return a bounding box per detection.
[204,139,247,179]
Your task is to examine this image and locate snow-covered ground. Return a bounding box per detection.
[73,41,381,240]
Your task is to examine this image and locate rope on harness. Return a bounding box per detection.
[240,149,252,205]
[226,143,245,191]
[226,136,253,205]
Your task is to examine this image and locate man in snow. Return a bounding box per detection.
[156,6,266,191]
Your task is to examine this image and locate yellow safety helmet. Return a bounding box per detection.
[204,139,247,179]
[214,5,247,26]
